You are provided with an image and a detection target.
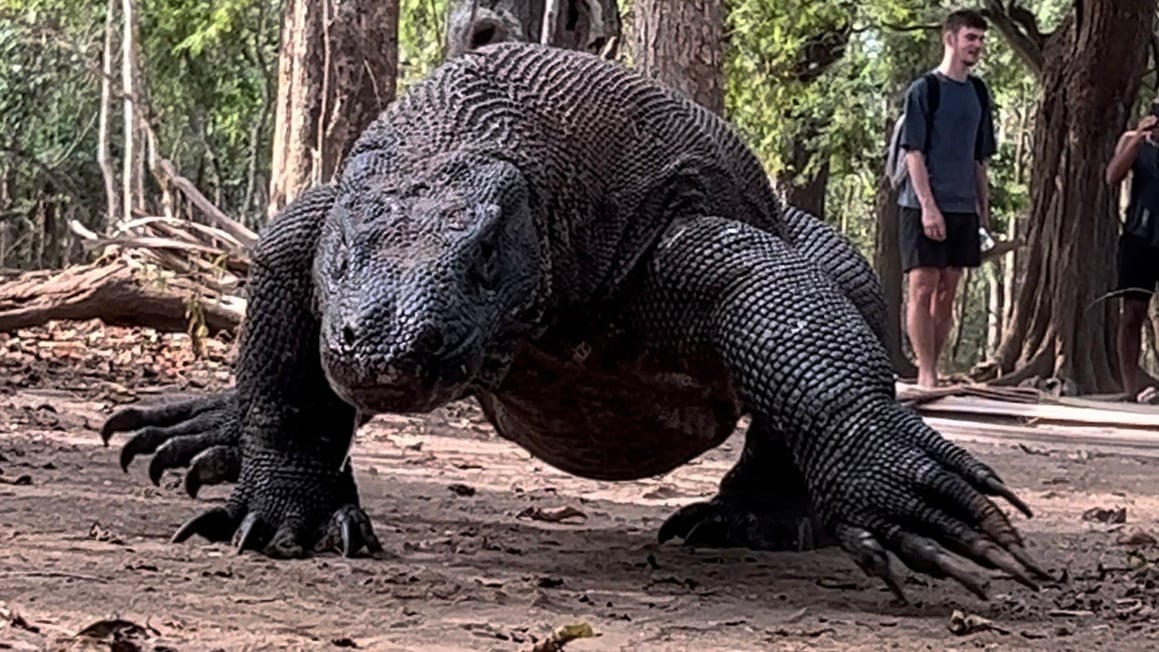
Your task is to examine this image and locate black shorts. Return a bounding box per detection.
[898,206,981,273]
[1117,231,1159,302]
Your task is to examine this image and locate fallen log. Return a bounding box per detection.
[0,260,244,336]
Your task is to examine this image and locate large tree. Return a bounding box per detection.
[266,0,400,218]
[987,0,1156,393]
[633,0,725,114]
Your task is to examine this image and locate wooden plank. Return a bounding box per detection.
[1044,395,1159,414]
[914,395,1159,428]
[925,416,1159,452]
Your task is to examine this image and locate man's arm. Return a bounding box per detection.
[975,161,990,230]
[1105,129,1147,186]
[899,80,939,214]
[905,151,938,212]
[974,81,998,230]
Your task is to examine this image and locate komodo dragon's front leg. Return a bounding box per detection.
[637,215,1048,600]
[659,205,889,551]
[141,185,382,557]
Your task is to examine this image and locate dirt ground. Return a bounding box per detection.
[4,322,1159,651]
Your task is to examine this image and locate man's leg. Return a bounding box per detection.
[1118,297,1149,397]
[928,212,982,378]
[932,267,964,358]
[898,206,948,388]
[907,267,942,387]
[1115,233,1155,398]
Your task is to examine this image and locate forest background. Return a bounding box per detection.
[0,0,1155,396]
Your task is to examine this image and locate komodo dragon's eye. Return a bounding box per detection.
[470,239,499,291]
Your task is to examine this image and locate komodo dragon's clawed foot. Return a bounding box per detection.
[657,492,835,551]
[101,390,241,496]
[658,423,835,551]
[171,449,383,559]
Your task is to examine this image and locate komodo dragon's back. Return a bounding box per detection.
[344,41,787,309]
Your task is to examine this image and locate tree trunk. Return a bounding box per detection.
[872,163,917,379]
[994,2,1154,394]
[98,0,119,231]
[267,0,400,219]
[775,25,849,220]
[632,0,724,115]
[782,128,829,219]
[987,262,1002,357]
[121,0,146,223]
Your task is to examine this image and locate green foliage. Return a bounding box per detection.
[141,0,281,222]
[399,0,450,90]
[0,0,106,268]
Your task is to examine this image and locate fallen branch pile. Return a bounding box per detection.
[0,153,257,345]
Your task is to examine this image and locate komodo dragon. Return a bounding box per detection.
[100,42,1047,602]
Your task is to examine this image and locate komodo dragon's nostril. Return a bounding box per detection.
[342,325,357,348]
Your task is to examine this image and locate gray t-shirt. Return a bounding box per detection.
[897,71,997,214]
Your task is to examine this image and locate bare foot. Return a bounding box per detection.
[917,371,939,389]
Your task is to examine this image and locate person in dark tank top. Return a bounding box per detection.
[1104,100,1159,400]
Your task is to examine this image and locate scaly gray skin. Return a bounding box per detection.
[101,42,1047,601]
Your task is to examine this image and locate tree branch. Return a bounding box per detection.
[851,21,939,35]
[980,0,1045,76]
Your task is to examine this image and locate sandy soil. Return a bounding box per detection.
[3,323,1159,651]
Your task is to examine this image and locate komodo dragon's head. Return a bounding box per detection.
[313,150,545,414]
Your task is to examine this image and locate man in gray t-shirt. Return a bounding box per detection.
[896,9,998,388]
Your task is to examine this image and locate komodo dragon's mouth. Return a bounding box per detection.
[322,334,483,414]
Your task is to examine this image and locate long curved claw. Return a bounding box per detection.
[894,532,991,601]
[836,524,907,603]
[657,502,717,544]
[167,504,385,559]
[148,432,232,486]
[119,428,172,472]
[314,505,384,558]
[185,445,242,498]
[912,433,1035,521]
[234,512,268,554]
[103,391,241,500]
[1007,543,1052,581]
[171,507,238,544]
[102,393,230,446]
[971,540,1040,591]
[980,475,1034,519]
[167,441,381,559]
[922,471,1051,586]
[340,517,358,558]
[830,445,1049,601]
